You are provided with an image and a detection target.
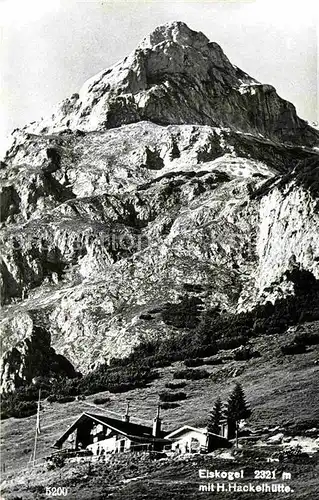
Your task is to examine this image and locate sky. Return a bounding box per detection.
[0,0,318,153]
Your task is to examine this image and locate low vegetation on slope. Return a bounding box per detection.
[0,365,158,419]
[251,157,319,205]
[1,268,319,420]
[287,157,319,202]
[125,268,319,364]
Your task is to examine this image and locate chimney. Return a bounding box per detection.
[122,401,130,422]
[152,404,162,437]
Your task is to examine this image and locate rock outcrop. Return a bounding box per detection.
[0,322,77,393]
[1,21,319,389]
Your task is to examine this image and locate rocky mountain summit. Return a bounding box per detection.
[1,21,319,391]
[14,22,318,146]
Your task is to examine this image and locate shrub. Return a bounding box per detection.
[93,397,110,405]
[146,355,172,368]
[294,332,319,346]
[56,396,76,404]
[160,402,180,410]
[153,359,172,368]
[173,369,210,380]
[139,314,153,320]
[47,395,57,403]
[159,391,187,402]
[281,343,307,355]
[217,336,248,350]
[292,157,319,200]
[165,381,187,389]
[17,386,44,401]
[234,348,261,361]
[194,344,219,357]
[108,382,143,393]
[286,419,319,436]
[1,400,37,419]
[184,358,204,367]
[204,357,223,365]
[161,295,203,329]
[77,363,159,396]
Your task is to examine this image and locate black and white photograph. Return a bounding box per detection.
[0,0,318,498]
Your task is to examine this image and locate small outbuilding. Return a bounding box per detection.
[165,424,230,453]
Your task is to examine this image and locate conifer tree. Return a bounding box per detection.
[226,382,251,446]
[207,397,223,435]
[207,397,224,452]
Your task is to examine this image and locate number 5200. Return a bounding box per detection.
[46,486,69,496]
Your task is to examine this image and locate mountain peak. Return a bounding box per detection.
[138,21,209,50]
[20,22,319,147]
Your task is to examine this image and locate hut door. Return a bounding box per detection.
[190,437,200,453]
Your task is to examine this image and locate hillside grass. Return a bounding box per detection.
[1,329,318,477]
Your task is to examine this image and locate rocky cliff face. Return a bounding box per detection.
[0,322,78,393]
[1,21,319,389]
